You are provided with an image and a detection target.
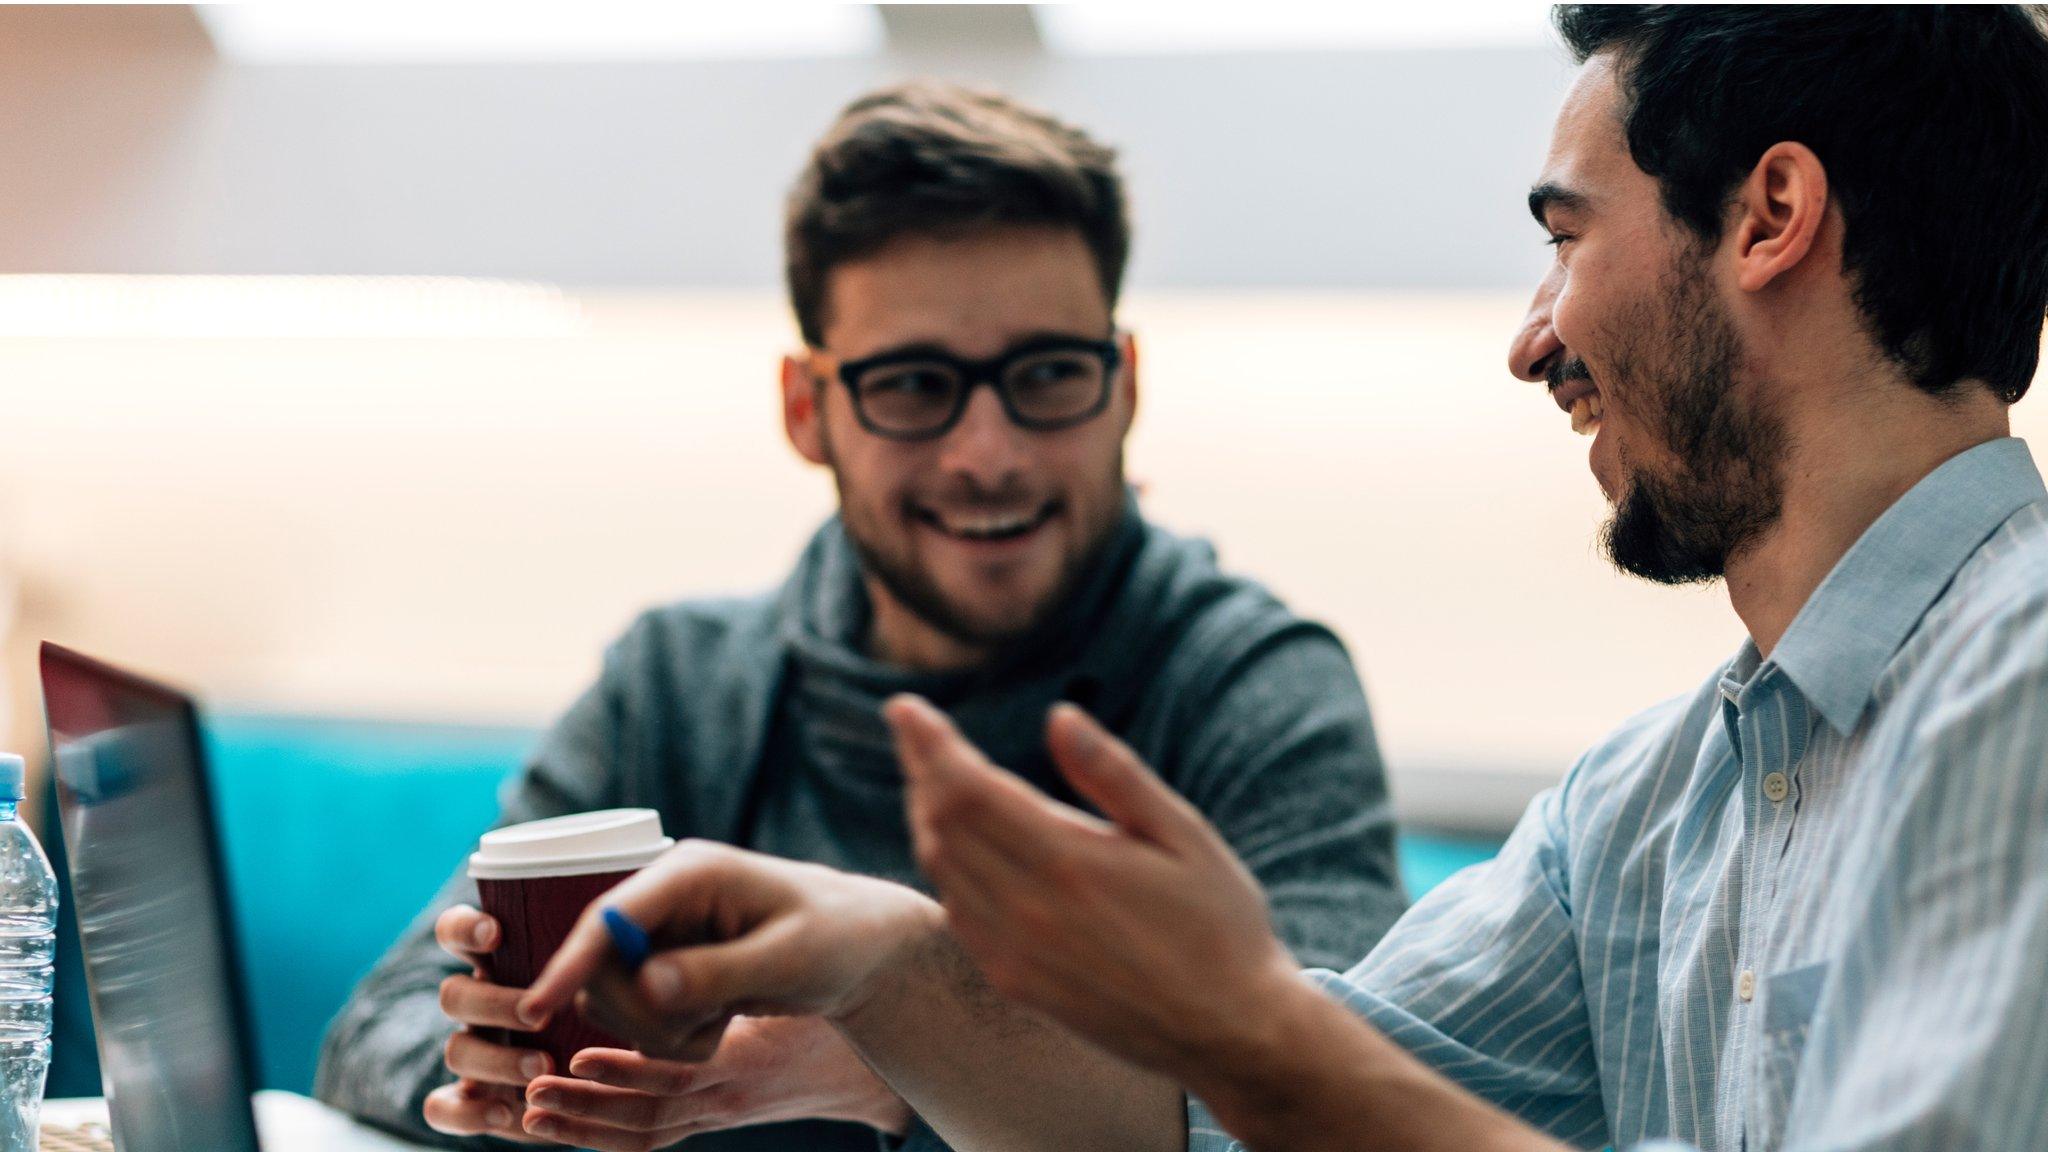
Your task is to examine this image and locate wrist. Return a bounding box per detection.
[1181,962,1338,1134]
[1187,976,1568,1152]
[835,886,947,1028]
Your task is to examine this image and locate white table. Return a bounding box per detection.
[42,1090,436,1150]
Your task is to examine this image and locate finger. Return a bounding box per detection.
[575,959,725,1050]
[581,979,737,1064]
[435,904,501,961]
[423,1080,547,1142]
[887,695,1101,845]
[891,702,1118,896]
[441,972,545,1031]
[1045,703,1209,851]
[444,1030,552,1087]
[520,842,738,1021]
[523,1106,707,1152]
[886,694,1010,790]
[517,901,625,1024]
[658,1013,736,1064]
[526,1076,674,1133]
[636,911,818,1021]
[586,910,815,1041]
[565,1048,709,1094]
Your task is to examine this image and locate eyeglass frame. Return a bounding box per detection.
[825,334,1125,442]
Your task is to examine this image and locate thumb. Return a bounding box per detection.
[1044,703,1208,851]
[635,913,822,1021]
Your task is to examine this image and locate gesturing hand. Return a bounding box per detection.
[519,1015,912,1150]
[883,695,1303,1084]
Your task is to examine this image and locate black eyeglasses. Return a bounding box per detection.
[832,336,1122,441]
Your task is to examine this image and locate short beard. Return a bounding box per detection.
[1596,245,1789,585]
[821,414,1124,654]
[846,515,1109,653]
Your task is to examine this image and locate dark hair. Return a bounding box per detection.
[784,81,1130,348]
[1555,5,2048,402]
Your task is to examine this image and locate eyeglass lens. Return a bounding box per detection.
[853,348,1109,435]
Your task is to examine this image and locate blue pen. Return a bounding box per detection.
[601,906,652,971]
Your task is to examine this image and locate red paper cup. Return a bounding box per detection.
[468,809,673,1073]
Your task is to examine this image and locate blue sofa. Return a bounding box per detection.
[48,714,1503,1097]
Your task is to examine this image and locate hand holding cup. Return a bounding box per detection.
[422,904,553,1142]
[422,810,675,1143]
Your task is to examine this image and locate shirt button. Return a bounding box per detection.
[1738,970,1756,1001]
[1763,772,1790,803]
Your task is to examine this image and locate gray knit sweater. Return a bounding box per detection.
[316,503,1406,1151]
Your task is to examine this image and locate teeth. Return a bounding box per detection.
[939,511,1038,538]
[1570,393,1604,435]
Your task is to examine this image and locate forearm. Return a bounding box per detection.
[837,901,1185,1152]
[1191,975,1571,1152]
[316,899,476,1146]
[316,979,463,1145]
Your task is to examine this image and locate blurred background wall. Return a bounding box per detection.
[3,4,2041,833]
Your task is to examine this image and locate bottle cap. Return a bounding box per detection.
[0,754,22,802]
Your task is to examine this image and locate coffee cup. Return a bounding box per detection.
[468,809,673,1072]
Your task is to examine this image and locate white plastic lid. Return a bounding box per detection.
[468,808,674,880]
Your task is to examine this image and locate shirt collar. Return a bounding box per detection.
[1769,437,2045,735]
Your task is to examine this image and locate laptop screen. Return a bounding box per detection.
[40,644,261,1152]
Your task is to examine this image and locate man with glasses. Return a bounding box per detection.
[315,81,1406,1152]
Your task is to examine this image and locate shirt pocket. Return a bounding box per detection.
[1751,961,1829,1151]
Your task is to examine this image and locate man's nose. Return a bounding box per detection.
[1509,273,1565,383]
[936,385,1028,482]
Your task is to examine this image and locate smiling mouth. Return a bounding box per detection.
[1549,366,1603,437]
[1569,392,1605,435]
[914,501,1060,542]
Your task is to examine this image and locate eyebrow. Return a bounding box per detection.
[856,329,1111,363]
[1527,181,1590,226]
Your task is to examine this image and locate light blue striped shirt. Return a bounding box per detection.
[1191,437,2048,1151]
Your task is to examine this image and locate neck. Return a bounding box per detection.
[1726,376,2008,657]
[863,576,1000,674]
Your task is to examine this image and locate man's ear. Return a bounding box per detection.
[782,353,829,466]
[1731,141,1830,294]
[1115,330,1140,436]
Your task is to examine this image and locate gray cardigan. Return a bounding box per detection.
[316,512,1407,1150]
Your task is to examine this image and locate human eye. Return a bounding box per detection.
[861,364,955,399]
[1015,355,1090,386]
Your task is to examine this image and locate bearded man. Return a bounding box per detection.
[521,9,2048,1152]
[314,81,1406,1152]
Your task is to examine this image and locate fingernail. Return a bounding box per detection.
[472,921,494,949]
[567,1054,593,1077]
[527,1115,559,1138]
[528,1088,558,1110]
[1053,702,1096,737]
[644,962,682,1007]
[887,694,936,726]
[486,1105,512,1128]
[520,1054,547,1079]
[516,999,546,1027]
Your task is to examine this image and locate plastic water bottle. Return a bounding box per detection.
[0,754,54,1152]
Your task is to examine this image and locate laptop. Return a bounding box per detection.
[39,643,425,1152]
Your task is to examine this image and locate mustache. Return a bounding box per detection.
[1546,356,1592,393]
[905,484,1052,511]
